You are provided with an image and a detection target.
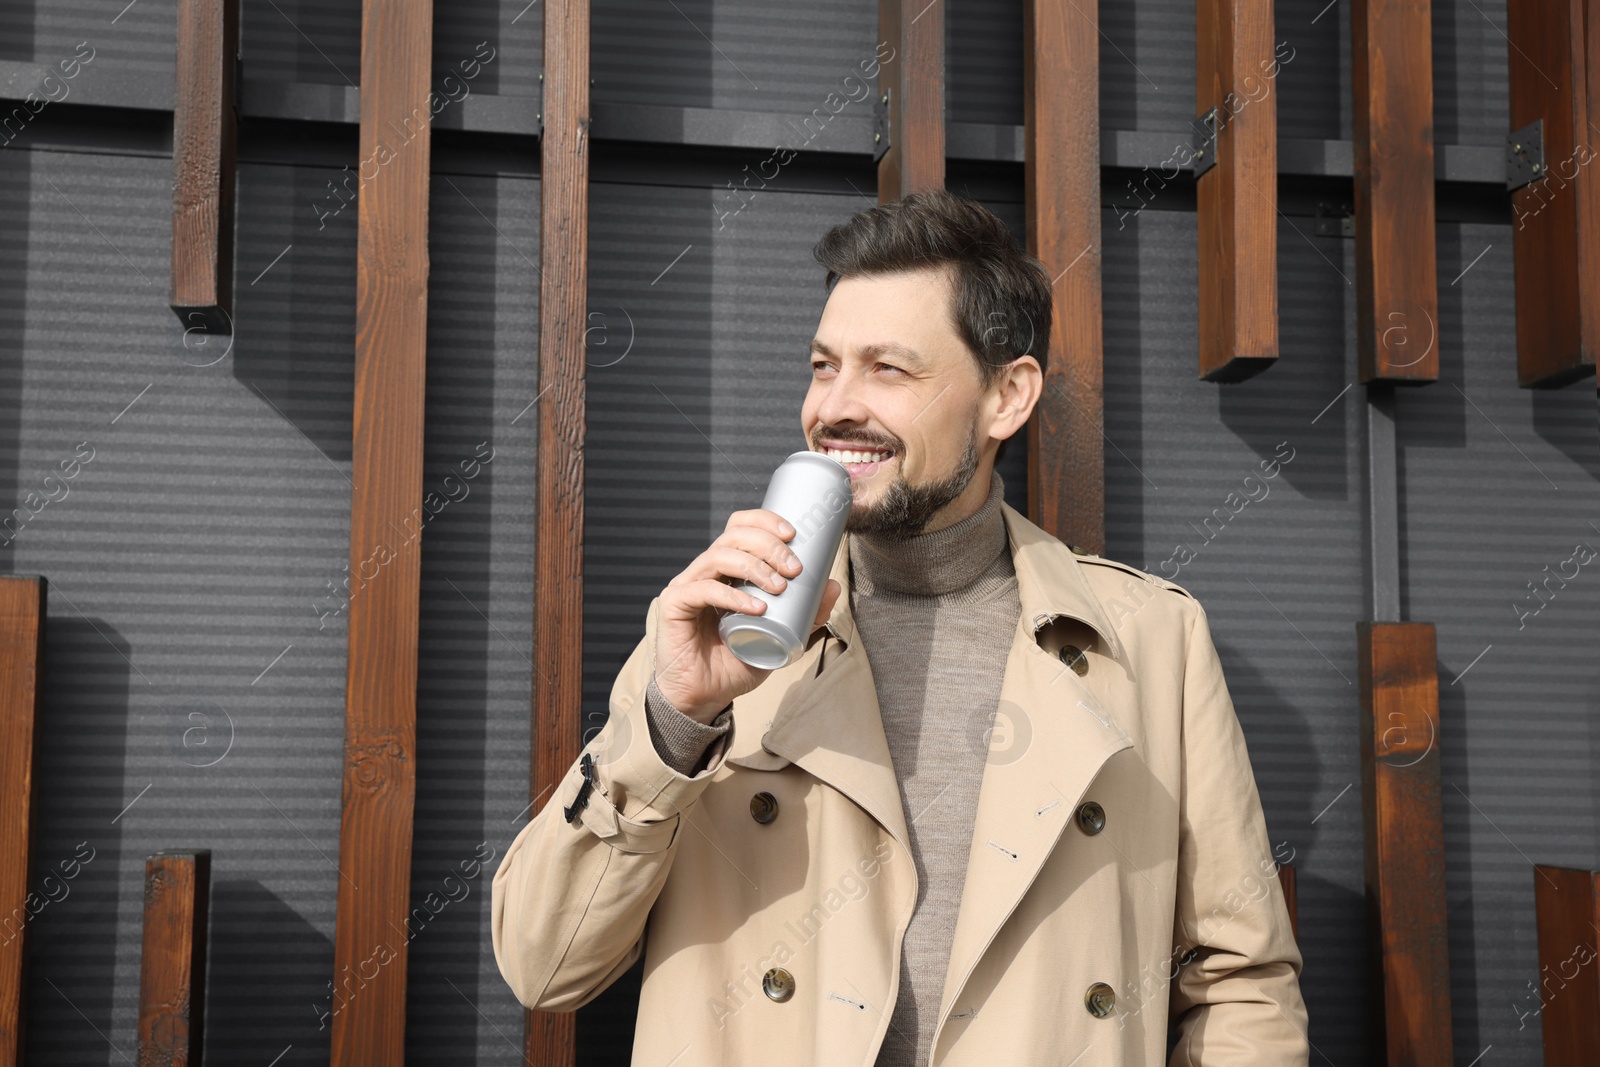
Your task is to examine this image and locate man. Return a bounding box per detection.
[492,190,1308,1065]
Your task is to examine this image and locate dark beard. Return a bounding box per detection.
[846,427,980,539]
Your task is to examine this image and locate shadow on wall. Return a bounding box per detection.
[404,168,509,1056]
[576,6,715,1053]
[231,162,358,466]
[0,126,30,571]
[206,879,335,1062]
[24,615,131,1062]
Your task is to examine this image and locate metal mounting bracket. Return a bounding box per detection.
[1507,119,1544,191]
[872,87,891,163]
[1190,107,1218,178]
[1314,201,1355,239]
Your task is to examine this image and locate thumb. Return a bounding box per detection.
[813,578,842,627]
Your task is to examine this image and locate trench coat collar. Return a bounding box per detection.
[817,499,1125,665]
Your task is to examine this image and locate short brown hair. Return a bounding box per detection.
[812,189,1052,387]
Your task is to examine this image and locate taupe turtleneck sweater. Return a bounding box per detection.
[644,469,1020,1067]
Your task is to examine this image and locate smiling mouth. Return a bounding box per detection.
[821,445,895,476]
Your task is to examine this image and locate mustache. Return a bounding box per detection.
[813,430,900,452]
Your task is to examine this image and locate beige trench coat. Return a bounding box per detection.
[492,501,1309,1065]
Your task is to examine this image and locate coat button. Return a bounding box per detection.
[1076,800,1106,835]
[762,967,795,1002]
[750,791,779,824]
[1058,644,1088,675]
[1085,982,1116,1018]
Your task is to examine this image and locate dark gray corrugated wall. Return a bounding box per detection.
[0,0,1595,1064]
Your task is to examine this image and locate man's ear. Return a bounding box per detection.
[986,355,1043,449]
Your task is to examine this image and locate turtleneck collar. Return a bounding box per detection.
[848,468,1011,597]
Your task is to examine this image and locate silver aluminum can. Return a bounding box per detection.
[718,450,852,669]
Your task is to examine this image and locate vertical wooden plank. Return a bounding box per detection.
[877,0,944,201]
[168,0,238,336]
[1277,863,1298,942]
[1350,0,1439,383]
[1504,0,1599,387]
[1532,866,1600,1065]
[1195,0,1277,382]
[1023,0,1105,553]
[0,576,44,1066]
[136,850,210,1067]
[330,0,433,1061]
[1357,622,1451,1066]
[524,0,589,1063]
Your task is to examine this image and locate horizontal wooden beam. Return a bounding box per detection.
[0,576,45,1067]
[137,850,210,1066]
[168,0,238,335]
[1357,621,1451,1066]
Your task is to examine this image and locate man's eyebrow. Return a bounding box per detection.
[808,339,928,368]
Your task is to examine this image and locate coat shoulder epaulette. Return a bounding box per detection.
[1066,545,1196,601]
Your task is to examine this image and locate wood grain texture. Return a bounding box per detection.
[168,0,238,335]
[1350,0,1439,383]
[525,0,589,1062]
[1195,0,1277,382]
[1357,621,1451,1067]
[1277,863,1298,942]
[877,0,944,200]
[1023,0,1105,553]
[330,0,433,1061]
[136,850,210,1067]
[0,576,44,1067]
[1532,866,1600,1065]
[1504,0,1599,387]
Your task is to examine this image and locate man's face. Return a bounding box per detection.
[801,266,992,538]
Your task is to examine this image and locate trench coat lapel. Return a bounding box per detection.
[737,533,910,853]
[931,504,1136,1031]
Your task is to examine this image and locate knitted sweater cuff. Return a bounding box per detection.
[644,672,733,777]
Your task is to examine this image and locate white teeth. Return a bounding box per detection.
[826,447,890,465]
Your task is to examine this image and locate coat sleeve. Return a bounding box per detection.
[1166,598,1310,1066]
[491,596,736,1011]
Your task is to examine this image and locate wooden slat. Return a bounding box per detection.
[524,0,590,1063]
[1357,621,1451,1066]
[1277,863,1298,942]
[329,0,433,1060]
[1532,866,1600,1064]
[0,576,44,1066]
[1024,0,1105,553]
[136,850,210,1067]
[1350,0,1439,382]
[168,0,238,336]
[876,0,944,200]
[1195,0,1277,382]
[1504,0,1600,387]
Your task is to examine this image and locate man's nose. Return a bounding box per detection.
[815,366,871,428]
